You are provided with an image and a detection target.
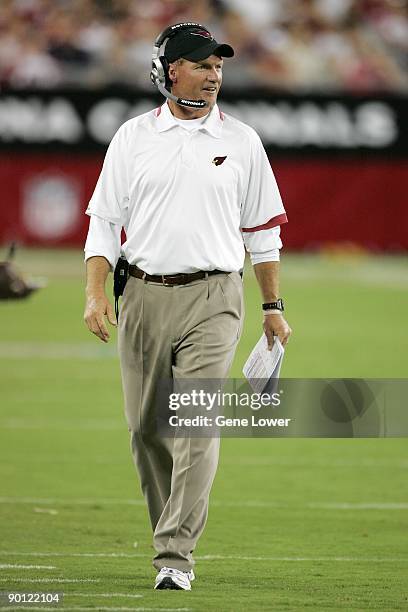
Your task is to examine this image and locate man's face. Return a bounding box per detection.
[168,55,223,106]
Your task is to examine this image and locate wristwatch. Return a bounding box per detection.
[262,298,284,312]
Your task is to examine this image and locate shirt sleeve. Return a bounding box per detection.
[240,129,287,234]
[84,215,122,270]
[245,226,282,264]
[86,124,129,225]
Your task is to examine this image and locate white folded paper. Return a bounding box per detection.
[242,334,284,394]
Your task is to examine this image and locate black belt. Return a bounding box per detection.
[128,265,227,286]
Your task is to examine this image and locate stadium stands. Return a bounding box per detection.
[0,0,406,92]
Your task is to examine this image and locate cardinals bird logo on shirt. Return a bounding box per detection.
[212,156,227,166]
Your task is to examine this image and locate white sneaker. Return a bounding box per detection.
[154,566,195,590]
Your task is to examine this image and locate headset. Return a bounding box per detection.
[150,22,211,109]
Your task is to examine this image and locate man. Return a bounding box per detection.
[84,23,291,591]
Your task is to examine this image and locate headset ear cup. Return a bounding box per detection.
[150,57,165,86]
[150,64,158,86]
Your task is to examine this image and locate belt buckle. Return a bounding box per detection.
[162,274,180,286]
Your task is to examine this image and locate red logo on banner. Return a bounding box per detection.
[22,174,80,240]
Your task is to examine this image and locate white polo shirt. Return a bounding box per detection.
[84,101,287,274]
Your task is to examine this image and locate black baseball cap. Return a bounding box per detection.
[165,27,234,63]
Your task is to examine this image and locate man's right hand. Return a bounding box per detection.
[84,293,117,343]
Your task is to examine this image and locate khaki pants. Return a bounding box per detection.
[118,272,244,572]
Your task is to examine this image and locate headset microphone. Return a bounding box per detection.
[150,22,209,108]
[156,82,207,108]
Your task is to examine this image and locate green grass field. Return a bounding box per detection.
[1,249,407,611]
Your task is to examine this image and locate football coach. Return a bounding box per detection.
[84,22,291,590]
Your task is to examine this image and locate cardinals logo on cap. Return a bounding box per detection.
[212,156,227,166]
[191,30,213,40]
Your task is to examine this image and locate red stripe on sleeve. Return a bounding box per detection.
[241,213,288,233]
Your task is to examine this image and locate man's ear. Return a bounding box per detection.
[168,62,177,84]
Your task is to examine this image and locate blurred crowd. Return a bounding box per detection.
[0,0,407,93]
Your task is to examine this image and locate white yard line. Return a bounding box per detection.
[0,608,191,612]
[33,508,58,516]
[0,564,56,570]
[195,555,408,562]
[0,342,117,360]
[0,552,146,559]
[0,497,144,506]
[0,552,406,563]
[222,457,408,468]
[225,501,408,510]
[307,502,408,509]
[3,456,408,468]
[0,497,407,510]
[69,593,143,599]
[0,419,124,431]
[0,578,99,583]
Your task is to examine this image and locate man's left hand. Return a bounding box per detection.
[263,313,292,349]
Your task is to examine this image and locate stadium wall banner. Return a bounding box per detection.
[0,153,406,251]
[0,89,406,250]
[0,88,407,156]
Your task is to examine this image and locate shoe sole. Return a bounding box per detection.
[155,576,188,590]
